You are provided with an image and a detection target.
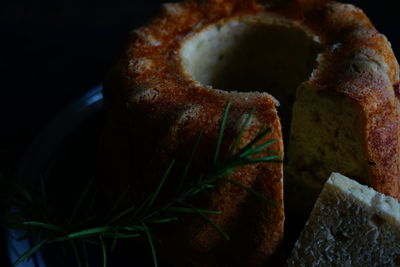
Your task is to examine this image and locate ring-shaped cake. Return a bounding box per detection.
[98,0,400,265]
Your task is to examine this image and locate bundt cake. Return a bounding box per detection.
[98,0,400,265]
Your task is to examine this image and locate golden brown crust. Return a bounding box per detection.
[99,0,400,265]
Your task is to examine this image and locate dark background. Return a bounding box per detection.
[0,0,178,176]
[0,0,398,265]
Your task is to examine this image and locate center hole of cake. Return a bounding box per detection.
[180,17,320,137]
[180,18,320,96]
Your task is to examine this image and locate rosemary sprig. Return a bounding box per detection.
[142,223,157,267]
[214,101,232,165]
[2,101,281,266]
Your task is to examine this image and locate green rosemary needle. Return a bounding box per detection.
[2,101,281,267]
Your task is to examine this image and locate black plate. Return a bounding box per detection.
[7,86,104,267]
[6,86,166,267]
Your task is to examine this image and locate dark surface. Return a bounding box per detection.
[1,1,170,265]
[0,0,398,266]
[0,0,176,176]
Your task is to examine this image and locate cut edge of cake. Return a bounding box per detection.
[287,172,400,266]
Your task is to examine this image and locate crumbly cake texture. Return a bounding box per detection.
[98,0,400,266]
[287,173,400,266]
[285,0,400,209]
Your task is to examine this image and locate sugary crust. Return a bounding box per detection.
[100,0,400,265]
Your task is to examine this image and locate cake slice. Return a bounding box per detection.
[287,173,400,266]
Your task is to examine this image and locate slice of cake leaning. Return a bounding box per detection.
[287,173,400,266]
